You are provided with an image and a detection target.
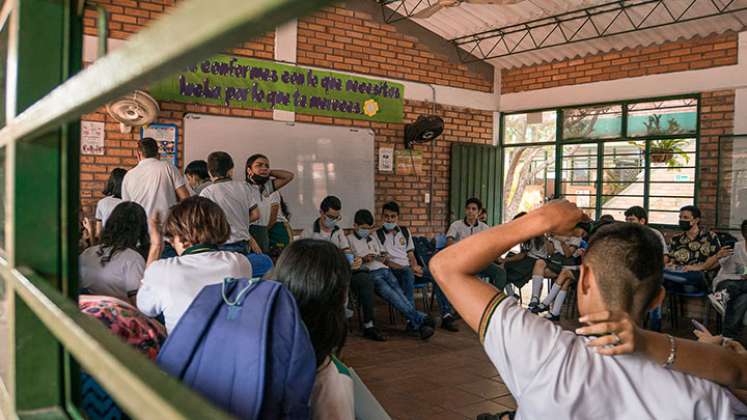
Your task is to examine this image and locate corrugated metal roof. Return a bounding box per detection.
[385,0,747,68]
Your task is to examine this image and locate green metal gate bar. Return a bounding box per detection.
[0,0,335,418]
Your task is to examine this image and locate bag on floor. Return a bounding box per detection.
[157,278,316,419]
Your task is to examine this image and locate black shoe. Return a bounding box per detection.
[528,300,539,310]
[363,327,387,342]
[441,315,459,332]
[530,303,548,314]
[545,313,560,322]
[418,325,435,340]
[422,315,436,328]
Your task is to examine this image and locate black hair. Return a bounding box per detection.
[97,202,149,264]
[207,151,234,178]
[320,195,342,212]
[680,205,701,219]
[279,193,291,219]
[139,138,159,158]
[354,209,374,226]
[270,239,349,367]
[185,160,209,181]
[624,206,647,222]
[245,153,269,182]
[585,223,663,321]
[382,201,400,215]
[102,168,127,199]
[465,197,483,210]
[741,220,747,237]
[599,214,615,223]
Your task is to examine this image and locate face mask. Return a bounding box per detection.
[383,222,397,231]
[251,174,270,185]
[356,229,369,238]
[679,220,692,231]
[322,216,337,229]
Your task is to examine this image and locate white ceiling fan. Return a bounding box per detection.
[413,0,526,19]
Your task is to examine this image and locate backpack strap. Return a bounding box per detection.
[401,226,411,243]
[376,227,386,244]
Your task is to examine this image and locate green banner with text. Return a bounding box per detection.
[150,54,405,123]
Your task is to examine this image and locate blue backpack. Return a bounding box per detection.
[157,278,316,419]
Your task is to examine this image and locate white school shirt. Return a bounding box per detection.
[446,219,489,242]
[301,221,350,250]
[79,245,145,301]
[200,180,260,243]
[479,295,747,420]
[377,227,414,267]
[136,250,252,332]
[253,189,281,227]
[347,233,387,271]
[95,196,123,228]
[121,158,186,219]
[311,356,354,420]
[714,240,747,289]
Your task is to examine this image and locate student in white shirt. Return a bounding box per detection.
[349,209,435,340]
[137,196,253,332]
[199,151,262,254]
[377,201,458,332]
[245,153,295,253]
[80,201,148,304]
[430,200,747,419]
[301,196,385,342]
[121,138,190,220]
[270,239,355,420]
[184,160,211,195]
[446,197,506,290]
[94,167,126,240]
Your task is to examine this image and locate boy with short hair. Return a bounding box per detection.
[199,151,262,254]
[349,209,435,340]
[122,138,190,219]
[446,197,506,290]
[301,196,385,342]
[184,160,211,195]
[378,201,459,332]
[430,201,747,419]
[137,196,253,333]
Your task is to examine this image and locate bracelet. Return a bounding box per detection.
[661,334,677,369]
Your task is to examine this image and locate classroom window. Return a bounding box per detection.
[501,95,698,225]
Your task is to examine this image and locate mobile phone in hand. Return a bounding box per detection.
[691,319,711,335]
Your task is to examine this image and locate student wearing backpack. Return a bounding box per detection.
[137,196,253,332]
[271,239,355,420]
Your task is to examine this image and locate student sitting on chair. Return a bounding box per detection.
[137,196,253,333]
[80,202,149,305]
[527,227,584,313]
[184,160,211,195]
[200,151,262,254]
[665,205,727,294]
[502,212,546,299]
[349,209,435,340]
[122,137,190,220]
[430,200,747,419]
[301,196,385,342]
[271,239,355,420]
[94,167,126,240]
[245,154,294,253]
[446,197,507,290]
[530,223,589,321]
[711,219,747,340]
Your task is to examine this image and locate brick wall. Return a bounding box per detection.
[297,5,493,93]
[79,100,492,237]
[78,2,495,236]
[502,32,738,94]
[83,0,275,58]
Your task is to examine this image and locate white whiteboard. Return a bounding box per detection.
[184,114,375,229]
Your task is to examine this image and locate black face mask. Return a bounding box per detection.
[679,220,692,231]
[250,174,270,185]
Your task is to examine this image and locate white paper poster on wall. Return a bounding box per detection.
[378,147,394,172]
[81,121,105,155]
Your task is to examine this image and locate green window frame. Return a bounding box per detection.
[499,94,700,227]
